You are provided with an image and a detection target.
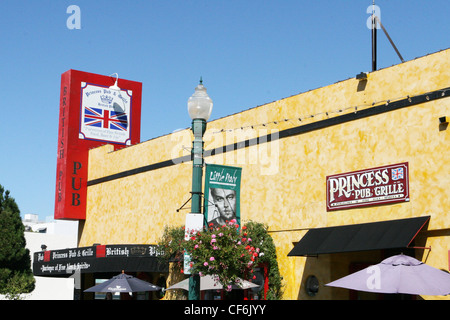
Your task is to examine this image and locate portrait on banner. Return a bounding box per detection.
[204,164,242,228]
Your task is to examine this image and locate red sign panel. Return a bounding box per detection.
[326,162,409,211]
[55,70,142,220]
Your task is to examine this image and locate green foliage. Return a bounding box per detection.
[244,221,284,300]
[158,220,283,299]
[0,185,35,298]
[157,225,186,273]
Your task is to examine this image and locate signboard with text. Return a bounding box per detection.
[55,70,142,220]
[80,83,133,145]
[326,162,409,211]
[33,244,165,276]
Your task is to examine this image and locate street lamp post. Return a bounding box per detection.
[187,79,213,300]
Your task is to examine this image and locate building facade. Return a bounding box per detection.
[23,217,78,300]
[35,49,450,299]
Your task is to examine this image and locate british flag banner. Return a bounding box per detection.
[84,107,128,131]
[80,83,132,144]
[391,167,404,180]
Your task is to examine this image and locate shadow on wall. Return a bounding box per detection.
[296,254,350,300]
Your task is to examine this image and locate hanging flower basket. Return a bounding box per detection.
[184,219,261,291]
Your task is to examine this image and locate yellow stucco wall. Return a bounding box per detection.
[80,49,450,299]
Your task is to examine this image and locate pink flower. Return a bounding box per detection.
[213,246,219,250]
[194,244,199,249]
[210,257,215,261]
[211,234,216,238]
[204,262,208,266]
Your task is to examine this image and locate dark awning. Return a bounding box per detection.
[33,244,168,277]
[288,216,430,257]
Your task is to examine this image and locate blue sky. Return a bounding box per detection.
[1,1,448,221]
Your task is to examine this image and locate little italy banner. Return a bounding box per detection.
[204,164,242,228]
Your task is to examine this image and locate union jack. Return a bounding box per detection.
[84,107,128,131]
[391,167,404,180]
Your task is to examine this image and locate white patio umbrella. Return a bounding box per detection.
[166,274,259,291]
[326,254,450,296]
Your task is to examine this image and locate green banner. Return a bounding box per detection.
[204,164,242,228]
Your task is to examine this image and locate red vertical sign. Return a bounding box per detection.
[55,70,142,220]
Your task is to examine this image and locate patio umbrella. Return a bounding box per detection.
[84,271,161,293]
[326,254,450,296]
[166,274,259,291]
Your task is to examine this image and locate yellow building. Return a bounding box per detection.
[39,48,450,300]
